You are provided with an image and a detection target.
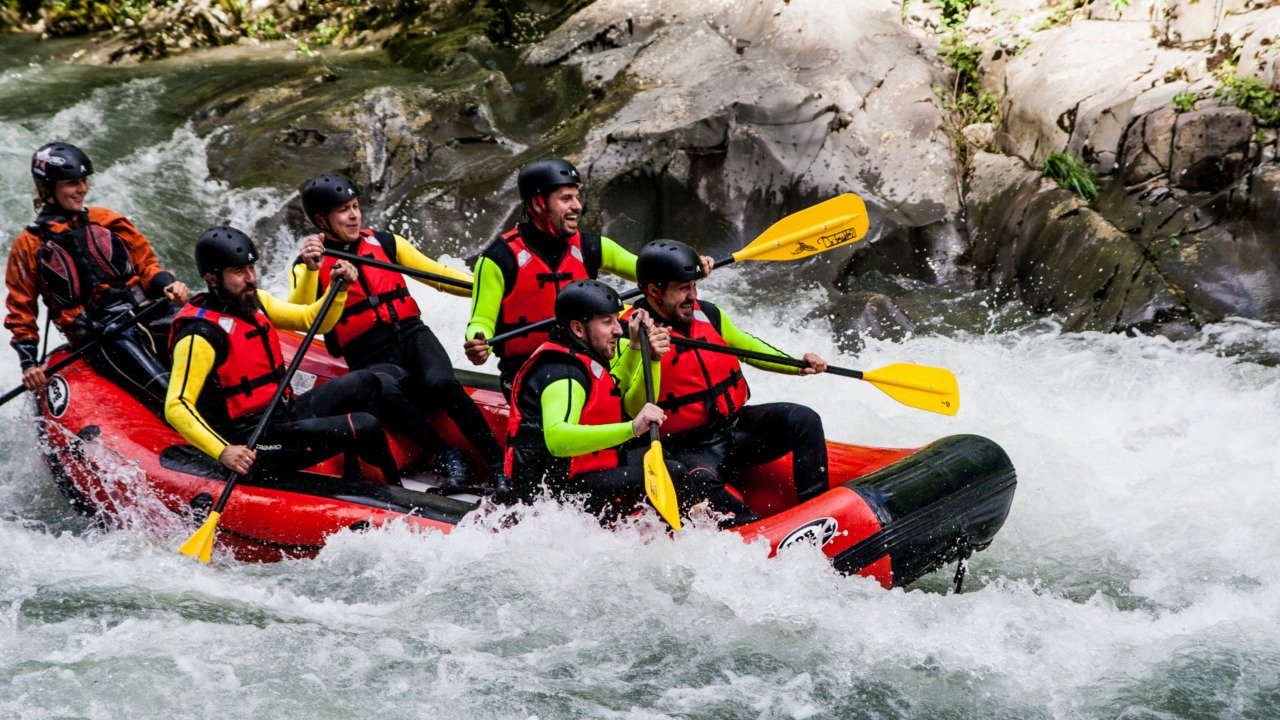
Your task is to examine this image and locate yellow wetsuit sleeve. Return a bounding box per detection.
[259,288,348,333]
[541,377,636,457]
[394,236,473,298]
[165,333,230,461]
[287,258,318,305]
[611,337,660,416]
[719,308,801,374]
[599,236,638,282]
[466,255,505,340]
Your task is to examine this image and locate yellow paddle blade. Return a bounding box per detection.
[643,441,682,531]
[861,364,960,416]
[178,511,221,563]
[732,193,870,263]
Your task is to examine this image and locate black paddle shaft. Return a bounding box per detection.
[0,299,172,407]
[485,253,738,348]
[322,248,473,291]
[669,335,861,380]
[638,323,659,443]
[208,279,347,515]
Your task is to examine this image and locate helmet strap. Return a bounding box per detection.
[527,195,555,236]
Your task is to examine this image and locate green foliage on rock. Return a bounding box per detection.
[1171,90,1196,113]
[1043,151,1098,203]
[45,0,157,35]
[1215,72,1280,127]
[938,32,1001,162]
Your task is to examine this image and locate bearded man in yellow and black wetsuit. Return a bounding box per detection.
[462,158,714,397]
[288,174,507,495]
[165,226,402,485]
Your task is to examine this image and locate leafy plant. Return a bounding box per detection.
[1215,73,1280,127]
[1034,0,1087,31]
[1109,0,1131,13]
[1043,151,1098,203]
[935,0,979,28]
[244,12,285,40]
[1172,90,1197,113]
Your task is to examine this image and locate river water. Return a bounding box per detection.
[1,36,1279,720]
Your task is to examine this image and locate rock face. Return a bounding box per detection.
[526,0,963,281]
[961,0,1280,332]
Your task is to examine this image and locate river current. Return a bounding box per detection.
[1,37,1278,720]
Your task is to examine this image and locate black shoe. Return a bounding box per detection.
[432,448,472,494]
[708,487,762,529]
[488,462,517,504]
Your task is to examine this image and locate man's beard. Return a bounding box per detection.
[215,283,262,316]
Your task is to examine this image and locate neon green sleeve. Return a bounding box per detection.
[165,333,230,461]
[542,377,636,457]
[599,236,638,282]
[611,337,660,416]
[287,261,318,305]
[394,236,473,298]
[466,256,505,340]
[719,309,802,374]
[258,288,348,333]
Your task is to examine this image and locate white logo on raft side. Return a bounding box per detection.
[45,375,70,418]
[777,517,840,551]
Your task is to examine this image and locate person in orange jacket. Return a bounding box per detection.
[4,142,188,406]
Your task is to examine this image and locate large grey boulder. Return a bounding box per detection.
[527,0,962,280]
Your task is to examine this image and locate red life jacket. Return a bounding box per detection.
[505,339,626,477]
[169,295,290,421]
[30,211,135,310]
[626,301,749,437]
[494,227,591,359]
[317,229,420,357]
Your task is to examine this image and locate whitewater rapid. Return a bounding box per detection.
[2,37,1279,719]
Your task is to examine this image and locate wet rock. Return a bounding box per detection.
[965,152,1195,332]
[827,291,918,348]
[1169,106,1255,192]
[528,0,962,263]
[1120,107,1178,185]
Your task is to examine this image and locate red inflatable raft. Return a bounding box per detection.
[35,333,1016,589]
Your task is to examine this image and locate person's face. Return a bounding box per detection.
[649,279,698,323]
[211,264,258,304]
[572,313,623,359]
[53,177,88,212]
[321,197,362,243]
[542,186,582,238]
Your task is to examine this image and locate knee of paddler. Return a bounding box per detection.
[347,412,384,438]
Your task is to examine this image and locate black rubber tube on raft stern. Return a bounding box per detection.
[831,434,1017,588]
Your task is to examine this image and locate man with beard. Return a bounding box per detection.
[463,158,713,397]
[627,240,831,506]
[505,280,759,526]
[289,174,507,496]
[165,226,402,485]
[5,142,189,407]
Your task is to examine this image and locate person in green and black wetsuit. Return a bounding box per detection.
[462,158,713,397]
[625,240,830,509]
[504,280,758,526]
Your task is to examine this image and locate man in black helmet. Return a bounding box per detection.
[463,157,713,397]
[626,239,831,506]
[289,173,508,496]
[504,280,759,525]
[5,142,189,407]
[165,226,404,485]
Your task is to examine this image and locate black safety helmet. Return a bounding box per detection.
[301,174,360,228]
[196,226,259,276]
[637,240,703,289]
[31,142,94,187]
[555,280,623,328]
[517,158,580,207]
